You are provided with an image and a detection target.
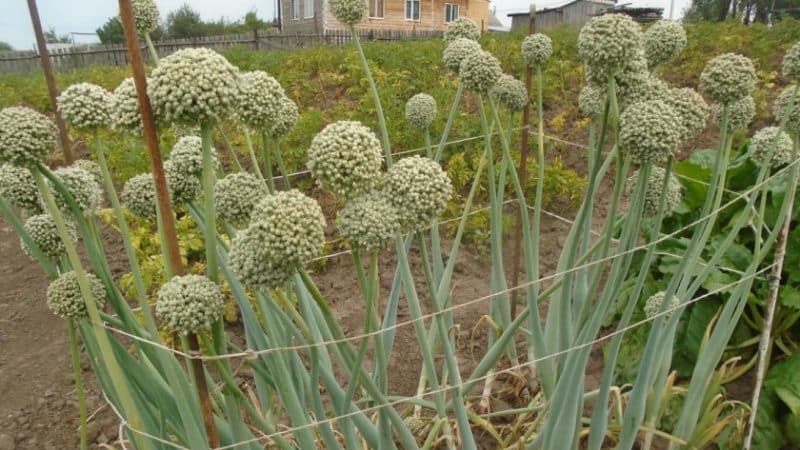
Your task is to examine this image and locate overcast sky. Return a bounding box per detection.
[1,0,692,50]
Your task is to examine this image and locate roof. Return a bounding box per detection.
[507,0,614,17]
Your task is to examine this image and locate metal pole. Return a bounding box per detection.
[26,0,73,164]
[511,3,536,319]
[118,2,220,447]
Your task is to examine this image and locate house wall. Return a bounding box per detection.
[323,0,491,32]
[280,0,325,34]
[509,0,612,32]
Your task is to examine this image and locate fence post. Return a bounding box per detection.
[254,28,260,50]
[510,3,536,319]
[25,0,73,164]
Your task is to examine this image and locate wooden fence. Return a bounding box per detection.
[0,28,443,74]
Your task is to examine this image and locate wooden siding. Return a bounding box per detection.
[324,0,490,32]
[509,0,612,32]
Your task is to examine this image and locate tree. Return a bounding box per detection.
[0,41,12,51]
[96,17,125,44]
[165,4,205,38]
[43,26,71,44]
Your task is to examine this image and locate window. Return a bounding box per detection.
[444,3,459,22]
[292,0,300,19]
[405,0,420,21]
[369,0,384,18]
[304,0,314,18]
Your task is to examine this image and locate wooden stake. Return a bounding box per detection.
[510,4,536,319]
[26,0,73,164]
[118,1,220,447]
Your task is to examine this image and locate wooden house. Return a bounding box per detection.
[279,0,491,34]
[507,0,614,32]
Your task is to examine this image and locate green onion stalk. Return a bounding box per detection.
[476,92,514,410]
[90,132,156,332]
[260,131,277,194]
[350,26,392,165]
[0,196,56,278]
[30,166,153,450]
[67,318,89,450]
[615,105,735,450]
[242,130,269,190]
[272,138,292,190]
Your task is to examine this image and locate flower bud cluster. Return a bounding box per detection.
[405,93,437,128]
[57,83,112,130]
[337,192,400,251]
[664,87,709,141]
[628,166,682,218]
[169,136,218,177]
[22,213,76,259]
[458,50,502,94]
[130,0,160,34]
[642,21,687,69]
[783,42,800,81]
[521,33,553,67]
[383,155,452,232]
[329,0,365,25]
[44,167,104,216]
[149,48,241,124]
[110,78,143,133]
[578,85,606,118]
[164,161,200,206]
[749,126,794,167]
[47,271,106,320]
[443,38,482,72]
[71,159,103,185]
[237,71,285,131]
[620,100,683,164]
[156,275,224,335]
[0,163,41,213]
[214,172,265,226]
[774,85,800,135]
[122,173,157,218]
[229,190,325,289]
[644,291,680,318]
[307,121,383,198]
[713,95,756,131]
[490,75,528,112]
[0,106,56,167]
[578,14,643,77]
[443,18,480,43]
[699,53,757,104]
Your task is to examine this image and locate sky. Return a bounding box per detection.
[1,0,692,50]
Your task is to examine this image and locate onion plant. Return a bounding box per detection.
[2,1,800,449]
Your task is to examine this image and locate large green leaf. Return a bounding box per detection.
[765,352,800,415]
[752,392,787,450]
[673,299,721,376]
[780,285,800,310]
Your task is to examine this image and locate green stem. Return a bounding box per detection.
[272,139,292,189]
[92,134,156,332]
[68,319,89,450]
[216,126,244,173]
[350,27,392,166]
[261,131,276,193]
[243,130,269,190]
[31,168,154,450]
[0,196,57,278]
[201,124,218,282]
[143,32,159,66]
[435,84,463,162]
[530,64,546,364]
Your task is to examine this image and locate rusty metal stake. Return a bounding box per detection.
[26,0,72,164]
[118,1,220,447]
[510,4,536,319]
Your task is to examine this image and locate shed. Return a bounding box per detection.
[507,0,615,32]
